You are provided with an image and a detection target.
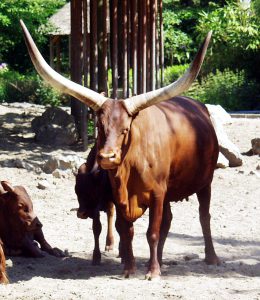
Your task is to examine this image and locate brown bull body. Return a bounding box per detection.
[75,146,115,265]
[20,21,220,279]
[0,181,64,259]
[97,96,219,278]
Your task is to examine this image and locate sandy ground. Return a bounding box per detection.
[0,103,259,300]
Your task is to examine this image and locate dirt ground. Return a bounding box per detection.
[0,103,259,300]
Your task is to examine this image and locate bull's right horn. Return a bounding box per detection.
[20,20,107,111]
[123,31,212,115]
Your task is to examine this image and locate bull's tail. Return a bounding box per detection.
[0,242,9,284]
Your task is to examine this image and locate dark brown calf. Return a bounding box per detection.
[75,145,115,265]
[0,181,64,258]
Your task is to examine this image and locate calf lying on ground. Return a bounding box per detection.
[0,181,64,258]
[0,239,8,284]
[75,145,115,265]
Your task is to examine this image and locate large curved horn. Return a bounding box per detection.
[20,20,107,111]
[123,31,212,115]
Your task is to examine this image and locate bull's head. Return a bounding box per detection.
[0,181,42,232]
[20,20,211,170]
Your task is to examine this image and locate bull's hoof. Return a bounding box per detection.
[105,245,114,251]
[123,268,135,278]
[145,270,161,281]
[205,255,221,266]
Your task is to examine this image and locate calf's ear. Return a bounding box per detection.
[1,181,15,193]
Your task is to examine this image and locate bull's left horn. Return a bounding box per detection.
[20,20,107,111]
[123,31,212,115]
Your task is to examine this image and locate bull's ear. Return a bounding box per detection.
[1,181,15,193]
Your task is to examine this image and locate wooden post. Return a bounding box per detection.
[70,0,83,137]
[111,0,118,99]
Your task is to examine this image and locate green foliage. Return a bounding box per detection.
[0,68,67,106]
[0,0,66,71]
[185,69,260,111]
[196,1,260,74]
[163,6,199,65]
[163,64,189,85]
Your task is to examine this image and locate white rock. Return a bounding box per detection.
[206,104,232,125]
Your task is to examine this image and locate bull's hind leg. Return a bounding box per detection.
[105,201,115,251]
[197,184,220,265]
[157,201,172,266]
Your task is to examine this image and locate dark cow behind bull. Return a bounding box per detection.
[0,181,64,258]
[21,20,220,280]
[75,144,116,265]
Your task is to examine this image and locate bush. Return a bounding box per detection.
[185,69,260,111]
[0,68,68,106]
[163,64,189,85]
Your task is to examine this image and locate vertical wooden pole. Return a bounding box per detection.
[130,0,137,96]
[150,0,156,91]
[98,0,108,95]
[159,0,164,87]
[137,0,143,94]
[142,0,147,93]
[82,0,89,150]
[122,0,128,98]
[146,0,151,92]
[111,0,118,99]
[70,0,83,137]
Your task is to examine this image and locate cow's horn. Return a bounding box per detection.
[20,20,107,111]
[123,31,212,115]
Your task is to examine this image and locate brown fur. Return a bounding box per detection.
[96,96,220,278]
[75,146,115,265]
[0,181,64,259]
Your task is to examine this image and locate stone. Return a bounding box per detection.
[42,154,85,174]
[251,138,260,155]
[206,104,232,125]
[209,105,243,167]
[37,180,51,190]
[31,107,78,146]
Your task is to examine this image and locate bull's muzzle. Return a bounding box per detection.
[98,150,121,169]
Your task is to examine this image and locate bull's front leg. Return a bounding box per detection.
[105,201,115,251]
[115,210,135,278]
[146,190,165,280]
[92,214,102,265]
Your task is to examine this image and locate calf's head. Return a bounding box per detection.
[0,181,41,232]
[20,20,211,170]
[75,163,109,219]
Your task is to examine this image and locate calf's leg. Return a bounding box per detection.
[197,184,220,265]
[105,201,115,251]
[92,214,102,265]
